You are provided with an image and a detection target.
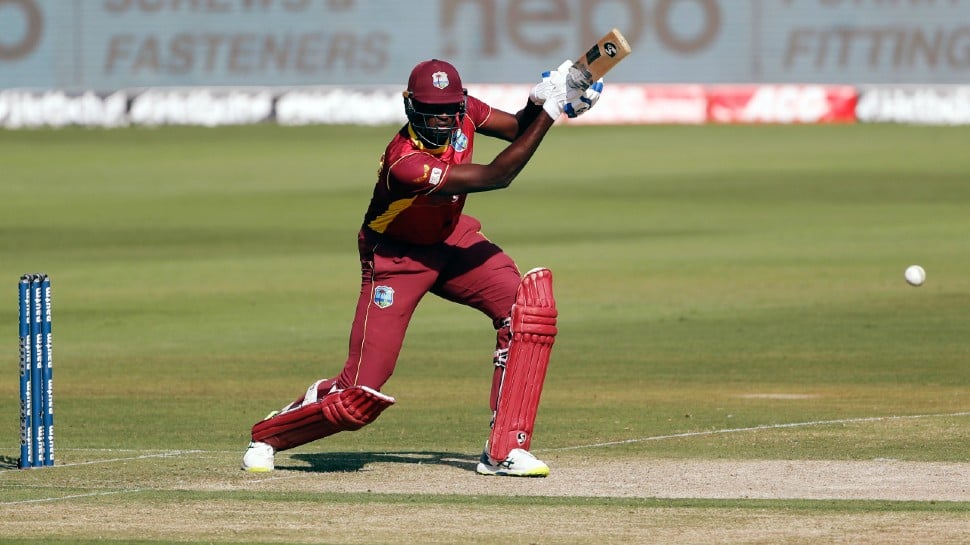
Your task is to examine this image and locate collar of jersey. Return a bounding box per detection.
[407,124,449,155]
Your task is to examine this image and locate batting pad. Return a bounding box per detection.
[488,267,557,461]
[252,386,395,451]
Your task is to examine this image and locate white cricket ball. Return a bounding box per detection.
[904,265,926,287]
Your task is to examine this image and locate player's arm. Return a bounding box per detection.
[475,58,604,144]
[476,101,545,143]
[477,61,572,143]
[435,64,573,195]
[436,109,555,195]
[436,56,610,196]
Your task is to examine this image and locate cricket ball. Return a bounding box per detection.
[904,265,925,287]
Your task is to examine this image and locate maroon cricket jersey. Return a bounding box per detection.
[363,95,493,245]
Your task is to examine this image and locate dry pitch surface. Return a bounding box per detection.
[1,448,968,545]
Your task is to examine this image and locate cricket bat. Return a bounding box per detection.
[566,28,632,91]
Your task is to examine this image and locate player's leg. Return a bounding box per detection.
[241,377,341,471]
[430,217,520,409]
[433,219,557,477]
[336,235,442,390]
[478,267,557,476]
[243,234,439,471]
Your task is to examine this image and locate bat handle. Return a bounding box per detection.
[566,63,592,92]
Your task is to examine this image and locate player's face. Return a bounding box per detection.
[424,103,460,128]
[410,100,463,147]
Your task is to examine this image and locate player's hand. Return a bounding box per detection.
[530,59,571,120]
[528,71,561,106]
[564,78,603,118]
[529,59,570,105]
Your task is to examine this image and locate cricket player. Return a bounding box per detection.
[243,58,602,477]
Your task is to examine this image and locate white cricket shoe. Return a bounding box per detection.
[241,441,275,472]
[476,448,550,477]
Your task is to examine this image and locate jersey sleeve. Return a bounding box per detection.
[385,152,449,196]
[465,95,494,129]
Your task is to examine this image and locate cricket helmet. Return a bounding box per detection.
[403,59,467,148]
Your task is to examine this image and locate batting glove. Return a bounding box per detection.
[564,78,604,118]
[530,59,572,120]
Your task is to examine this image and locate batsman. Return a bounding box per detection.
[242,58,604,477]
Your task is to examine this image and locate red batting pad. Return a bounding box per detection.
[488,268,557,461]
[252,386,395,451]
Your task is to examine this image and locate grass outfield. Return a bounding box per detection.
[0,123,968,544]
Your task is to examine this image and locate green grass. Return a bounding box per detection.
[0,123,968,544]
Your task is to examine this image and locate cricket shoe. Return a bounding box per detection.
[476,448,549,477]
[241,410,279,472]
[241,440,275,472]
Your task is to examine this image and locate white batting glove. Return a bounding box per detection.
[529,71,562,106]
[564,78,604,118]
[529,59,571,105]
[529,59,572,120]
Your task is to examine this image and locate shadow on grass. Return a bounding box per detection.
[0,455,20,470]
[283,451,478,473]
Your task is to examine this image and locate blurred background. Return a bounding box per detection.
[2,0,968,127]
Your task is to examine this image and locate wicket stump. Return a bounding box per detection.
[18,273,54,468]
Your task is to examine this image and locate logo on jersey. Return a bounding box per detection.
[429,167,443,186]
[414,164,431,183]
[452,128,468,152]
[374,285,395,309]
[431,71,450,90]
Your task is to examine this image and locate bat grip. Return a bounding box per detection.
[566,64,592,91]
